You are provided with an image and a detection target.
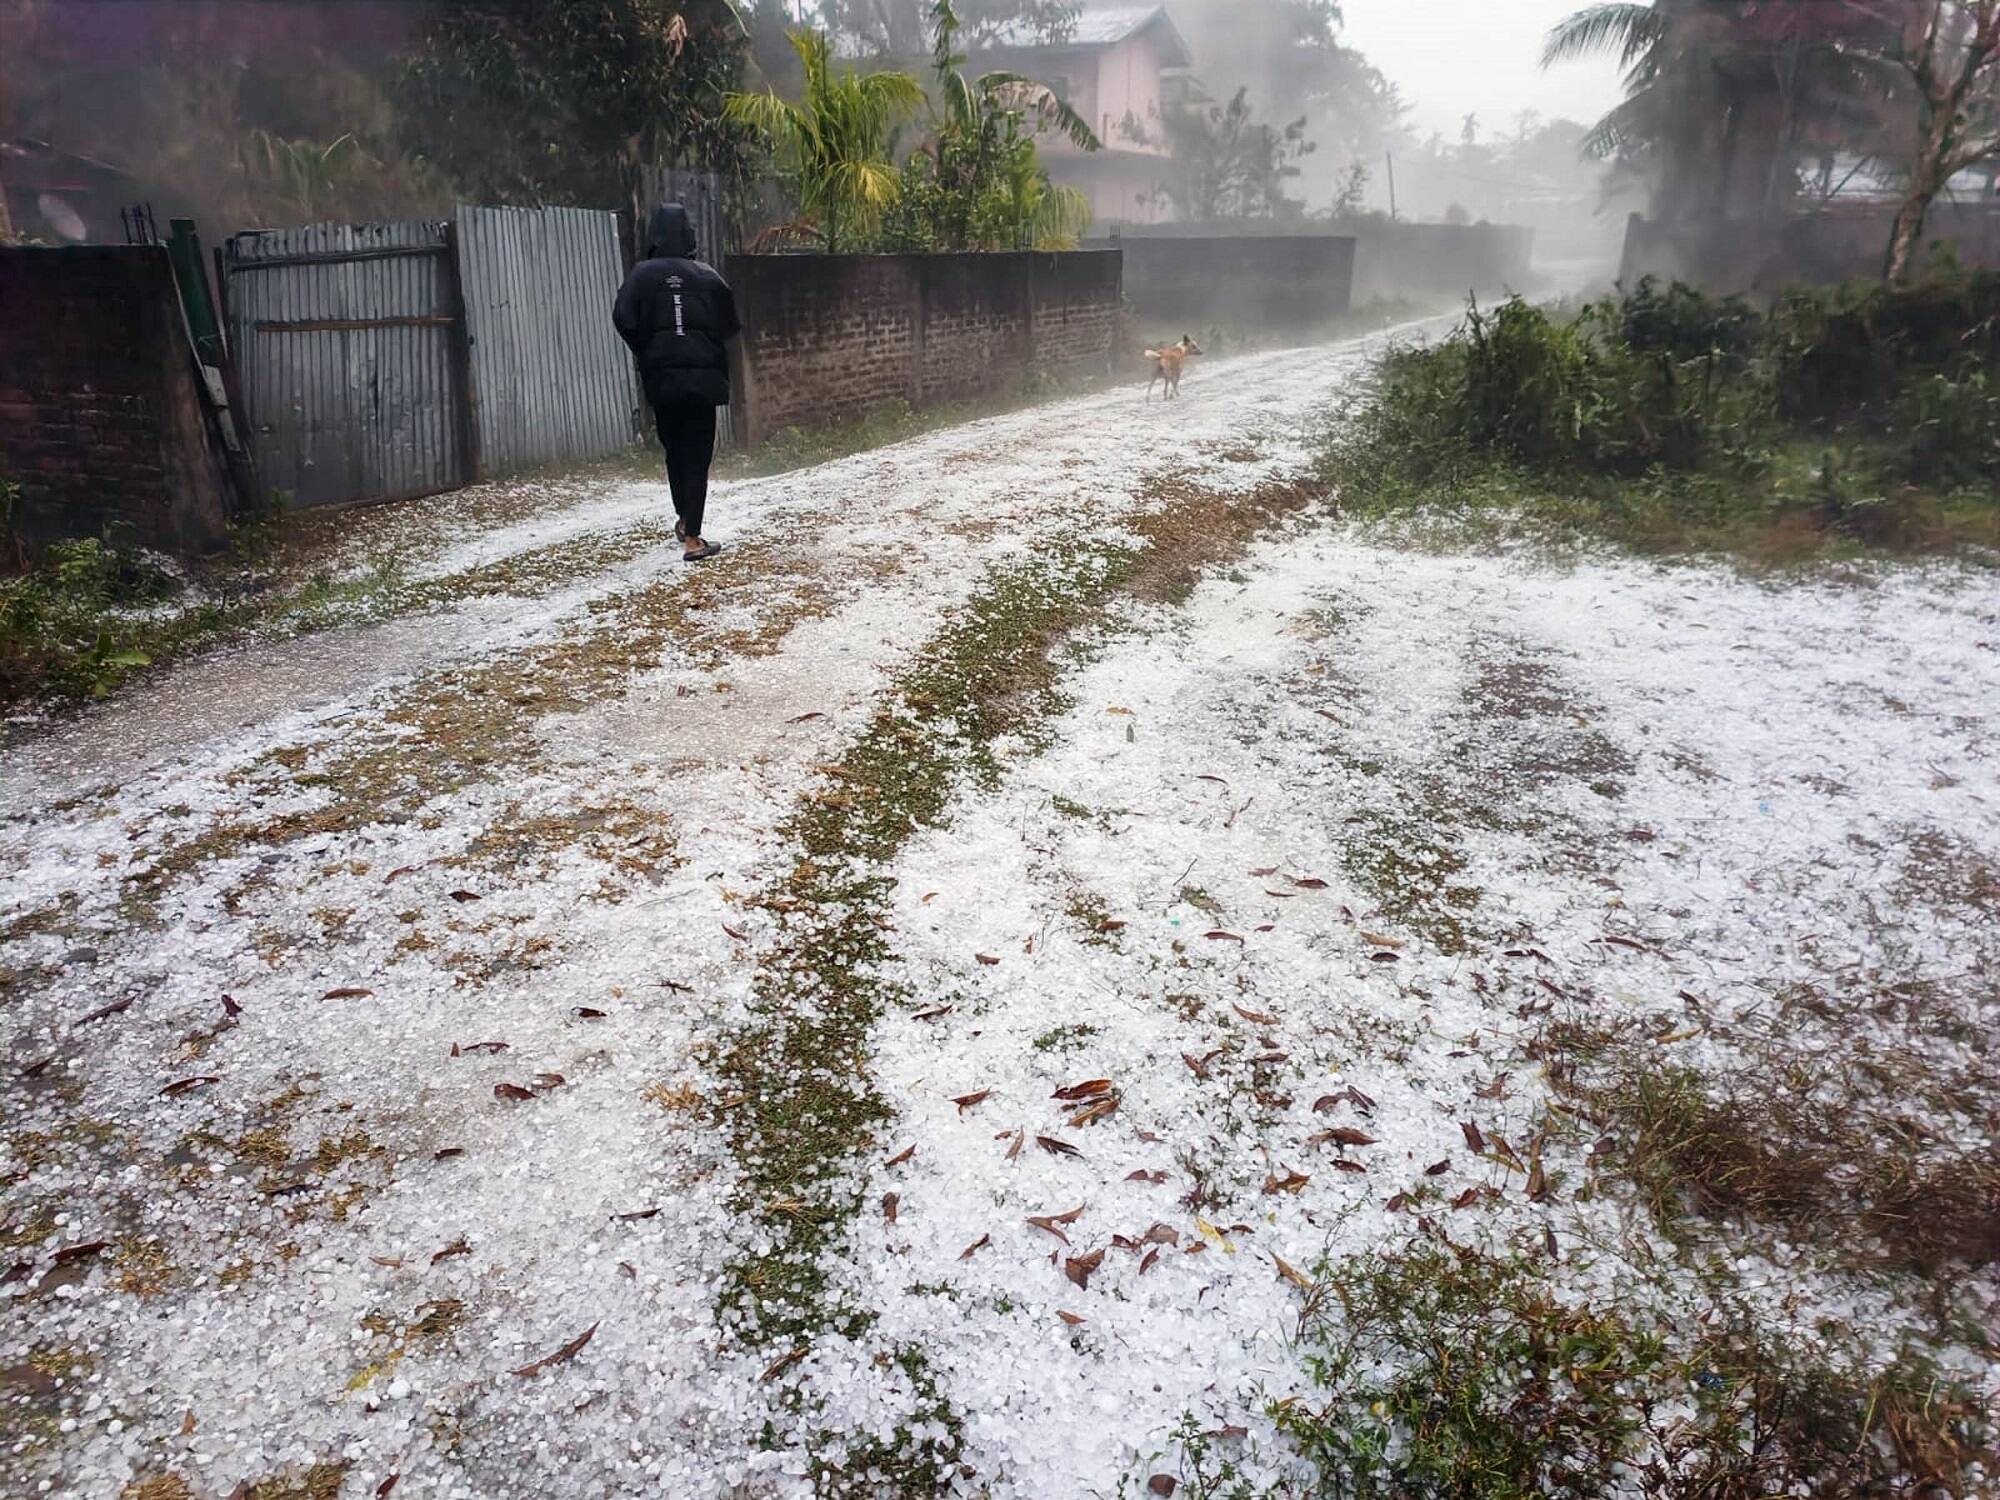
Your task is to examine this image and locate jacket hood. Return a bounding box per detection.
[646,203,697,260]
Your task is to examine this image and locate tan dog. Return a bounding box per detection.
[1145,334,1202,400]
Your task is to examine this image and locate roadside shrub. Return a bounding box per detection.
[1619,274,1760,365]
[1768,270,2000,427]
[1898,359,2000,484]
[1,537,184,703]
[1327,273,2000,559]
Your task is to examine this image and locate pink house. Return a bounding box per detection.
[977,5,1193,226]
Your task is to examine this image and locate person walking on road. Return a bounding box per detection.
[613,204,740,563]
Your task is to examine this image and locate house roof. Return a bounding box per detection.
[986,6,1193,68]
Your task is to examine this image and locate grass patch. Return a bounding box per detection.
[1229,1240,1996,1500]
[1323,274,2000,564]
[712,474,1322,1489]
[1582,1061,1999,1276]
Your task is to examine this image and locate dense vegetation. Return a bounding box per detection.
[1325,273,2000,561]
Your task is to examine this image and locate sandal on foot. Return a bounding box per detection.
[682,542,721,563]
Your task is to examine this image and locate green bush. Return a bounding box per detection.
[1768,271,2000,427]
[2,537,185,702]
[1327,272,2000,559]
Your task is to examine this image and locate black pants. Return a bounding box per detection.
[653,397,717,538]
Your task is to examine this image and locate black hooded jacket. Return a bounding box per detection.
[613,204,740,407]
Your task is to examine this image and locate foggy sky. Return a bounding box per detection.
[1338,0,1626,139]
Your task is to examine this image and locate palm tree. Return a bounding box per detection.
[725,31,925,252]
[1546,1,1896,223]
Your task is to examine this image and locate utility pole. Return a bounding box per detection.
[1385,150,1398,219]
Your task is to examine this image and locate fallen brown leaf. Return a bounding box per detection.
[959,1234,991,1260]
[951,1089,991,1113]
[885,1144,916,1168]
[448,890,481,904]
[1204,930,1245,944]
[1148,1476,1178,1497]
[1068,1096,1120,1126]
[1125,1169,1167,1185]
[1064,1248,1105,1289]
[431,1237,471,1264]
[159,1075,220,1098]
[1272,1253,1313,1291]
[1425,1159,1452,1177]
[1289,877,1330,890]
[1037,1135,1082,1158]
[52,1240,109,1264]
[883,1193,899,1224]
[1053,1079,1114,1101]
[1262,1169,1310,1195]
[1231,1003,1279,1025]
[1026,1206,1085,1244]
[974,953,1001,966]
[1056,1310,1086,1326]
[1461,1120,1486,1154]
[508,1328,592,1384]
[1320,1127,1377,1148]
[321,987,372,1000]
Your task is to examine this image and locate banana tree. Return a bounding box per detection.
[916,0,1100,248]
[724,31,924,252]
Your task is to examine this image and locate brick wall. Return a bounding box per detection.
[726,250,1122,447]
[0,246,229,557]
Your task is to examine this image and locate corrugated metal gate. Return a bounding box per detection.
[224,206,643,508]
[456,205,641,474]
[224,221,471,508]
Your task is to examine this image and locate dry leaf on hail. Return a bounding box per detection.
[1064,1248,1105,1289]
[511,1322,599,1378]
[952,1089,991,1113]
[1053,1079,1114,1101]
[959,1234,991,1260]
[1068,1096,1120,1126]
[1026,1205,1085,1244]
[1231,1003,1279,1025]
[1037,1135,1082,1158]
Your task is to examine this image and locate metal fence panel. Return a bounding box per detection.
[224,221,467,508]
[455,204,642,475]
